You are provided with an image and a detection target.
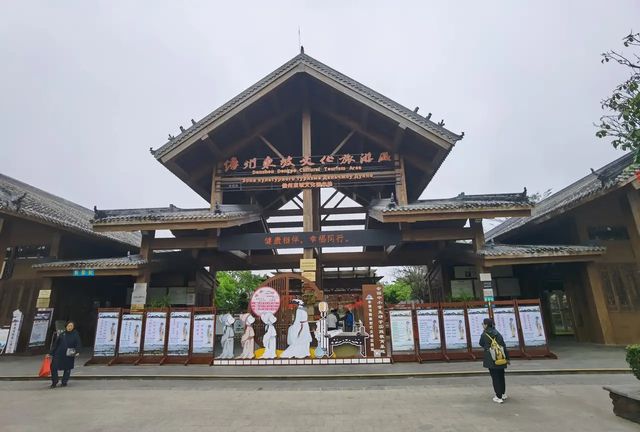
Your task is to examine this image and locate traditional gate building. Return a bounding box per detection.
[15,50,637,358]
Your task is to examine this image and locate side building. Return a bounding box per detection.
[486,153,640,345]
[0,174,140,350]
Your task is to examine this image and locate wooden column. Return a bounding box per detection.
[625,188,640,242]
[394,155,409,206]
[585,262,615,344]
[302,106,317,260]
[136,230,155,284]
[210,164,222,209]
[470,219,488,299]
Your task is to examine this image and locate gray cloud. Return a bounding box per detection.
[1,0,637,214]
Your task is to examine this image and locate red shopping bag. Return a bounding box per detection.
[38,356,51,378]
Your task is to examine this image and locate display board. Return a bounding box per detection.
[467,307,490,349]
[250,287,281,316]
[5,310,23,354]
[117,313,143,355]
[143,311,167,355]
[28,309,53,348]
[442,309,468,350]
[167,311,191,356]
[192,314,215,355]
[0,327,9,354]
[493,307,520,348]
[389,310,415,352]
[94,311,120,357]
[518,305,547,347]
[416,309,441,351]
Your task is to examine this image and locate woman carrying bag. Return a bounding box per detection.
[47,321,81,388]
[479,318,510,404]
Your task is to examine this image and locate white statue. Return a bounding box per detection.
[218,314,236,359]
[280,299,312,359]
[237,314,256,359]
[261,312,277,359]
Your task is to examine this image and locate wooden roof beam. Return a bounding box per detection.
[314,106,435,175]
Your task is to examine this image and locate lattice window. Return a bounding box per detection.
[599,264,640,311]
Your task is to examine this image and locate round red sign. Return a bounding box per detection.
[250,286,281,316]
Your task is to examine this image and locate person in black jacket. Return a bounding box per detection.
[47,321,81,388]
[479,318,510,404]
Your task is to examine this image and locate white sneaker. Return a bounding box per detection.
[501,394,508,400]
[492,396,504,404]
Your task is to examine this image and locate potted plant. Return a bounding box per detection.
[604,344,640,424]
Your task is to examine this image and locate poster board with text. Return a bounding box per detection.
[117,313,143,356]
[88,309,121,364]
[189,308,216,365]
[163,309,192,364]
[516,299,556,358]
[466,304,490,350]
[28,308,54,349]
[141,310,168,358]
[388,308,417,361]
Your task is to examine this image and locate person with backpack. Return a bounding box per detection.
[479,318,510,404]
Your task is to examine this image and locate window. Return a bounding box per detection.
[599,264,640,311]
[588,226,629,241]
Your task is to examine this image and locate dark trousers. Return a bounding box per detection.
[51,369,71,385]
[489,368,506,398]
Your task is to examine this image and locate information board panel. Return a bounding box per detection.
[167,311,191,356]
[416,309,441,351]
[93,311,119,357]
[192,314,215,355]
[442,309,468,350]
[117,313,143,355]
[493,307,520,348]
[467,307,490,349]
[28,309,53,348]
[518,305,547,347]
[389,310,415,352]
[143,311,167,355]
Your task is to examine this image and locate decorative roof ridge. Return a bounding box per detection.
[486,152,636,241]
[152,52,463,159]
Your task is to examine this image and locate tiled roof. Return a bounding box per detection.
[0,173,140,248]
[153,52,463,160]
[370,192,531,213]
[93,204,261,225]
[33,255,146,270]
[479,243,606,257]
[486,153,637,241]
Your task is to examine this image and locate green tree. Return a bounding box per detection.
[395,266,429,301]
[215,271,267,313]
[383,279,412,304]
[597,32,640,162]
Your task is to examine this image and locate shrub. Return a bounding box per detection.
[626,344,640,380]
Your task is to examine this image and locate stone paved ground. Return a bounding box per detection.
[0,340,628,378]
[0,374,636,432]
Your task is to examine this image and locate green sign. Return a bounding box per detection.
[72,269,95,277]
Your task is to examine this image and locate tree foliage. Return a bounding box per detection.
[215,271,267,313]
[383,279,412,304]
[394,266,429,301]
[597,32,640,162]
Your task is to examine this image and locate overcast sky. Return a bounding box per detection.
[1,1,638,214]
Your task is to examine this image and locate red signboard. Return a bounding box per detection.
[250,287,281,316]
